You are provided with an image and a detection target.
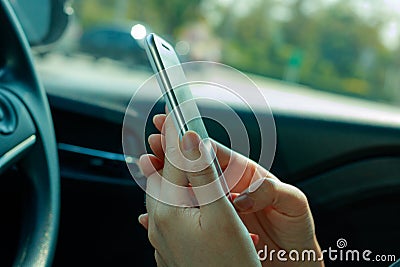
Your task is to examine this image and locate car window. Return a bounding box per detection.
[32,0,400,106]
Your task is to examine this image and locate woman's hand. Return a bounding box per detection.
[138,113,261,267]
[138,113,324,267]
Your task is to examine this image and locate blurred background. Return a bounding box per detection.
[33,0,400,105]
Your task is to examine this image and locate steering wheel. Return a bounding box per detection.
[0,1,60,266]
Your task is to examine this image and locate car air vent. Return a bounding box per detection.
[58,143,140,185]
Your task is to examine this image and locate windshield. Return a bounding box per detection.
[32,0,400,106]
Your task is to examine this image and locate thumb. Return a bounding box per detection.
[181,131,231,211]
[233,177,309,217]
[181,131,219,187]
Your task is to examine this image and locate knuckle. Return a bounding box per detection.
[152,207,176,231]
[265,178,277,194]
[165,145,179,156]
[190,172,216,186]
[191,165,216,178]
[295,187,309,207]
[148,210,174,248]
[153,210,168,228]
[249,177,270,194]
[185,157,203,168]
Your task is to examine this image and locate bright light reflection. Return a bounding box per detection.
[130,24,147,40]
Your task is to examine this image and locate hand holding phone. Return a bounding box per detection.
[144,33,232,203]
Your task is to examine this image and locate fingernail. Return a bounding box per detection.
[138,155,146,172]
[148,134,156,143]
[233,194,255,211]
[182,131,200,151]
[153,114,164,123]
[138,214,146,225]
[250,233,260,246]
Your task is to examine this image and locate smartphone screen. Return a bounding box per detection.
[144,33,232,201]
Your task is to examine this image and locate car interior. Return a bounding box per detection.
[0,0,399,266]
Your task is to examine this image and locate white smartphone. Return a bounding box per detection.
[144,33,231,201]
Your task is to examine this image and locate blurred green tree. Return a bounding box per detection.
[71,0,399,103]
